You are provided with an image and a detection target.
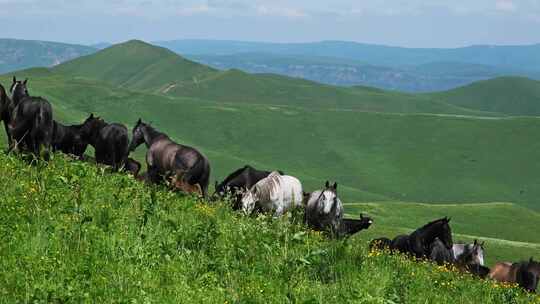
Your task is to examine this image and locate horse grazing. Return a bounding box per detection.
[337,213,373,238]
[214,165,281,209]
[52,120,88,159]
[8,77,53,158]
[304,181,344,234]
[80,114,129,171]
[370,237,393,251]
[390,217,453,259]
[429,238,455,265]
[490,258,539,293]
[241,171,303,217]
[453,240,485,266]
[124,158,141,177]
[128,119,211,197]
[170,171,202,196]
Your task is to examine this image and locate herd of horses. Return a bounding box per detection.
[0,77,538,294]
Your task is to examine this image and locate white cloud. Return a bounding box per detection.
[495,0,517,12]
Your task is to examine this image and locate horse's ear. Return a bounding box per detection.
[89,113,94,119]
[325,181,330,188]
[474,239,478,245]
[137,118,142,125]
[445,217,451,222]
[333,182,338,190]
[360,213,364,219]
[12,76,16,83]
[23,78,28,85]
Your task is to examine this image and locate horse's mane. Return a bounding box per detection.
[418,217,447,230]
[221,165,251,185]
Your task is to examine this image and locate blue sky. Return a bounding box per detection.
[0,0,539,47]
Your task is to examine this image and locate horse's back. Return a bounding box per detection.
[489,262,514,282]
[280,175,303,205]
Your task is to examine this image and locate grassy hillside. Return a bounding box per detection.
[0,153,538,303]
[0,38,96,74]
[187,53,540,92]
[54,40,216,92]
[1,72,540,210]
[50,40,493,116]
[430,77,540,116]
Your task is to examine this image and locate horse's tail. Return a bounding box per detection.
[186,154,210,198]
[34,101,53,159]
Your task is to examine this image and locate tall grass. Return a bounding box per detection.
[0,153,537,303]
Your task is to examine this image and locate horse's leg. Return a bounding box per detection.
[3,120,12,148]
[147,166,161,184]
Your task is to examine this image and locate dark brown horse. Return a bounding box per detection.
[0,82,13,146]
[52,120,88,159]
[80,114,129,171]
[128,119,211,198]
[390,217,453,259]
[8,77,53,158]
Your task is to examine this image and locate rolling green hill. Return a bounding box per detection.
[430,77,540,116]
[0,38,96,74]
[49,40,493,116]
[0,153,538,303]
[54,40,216,92]
[1,68,540,210]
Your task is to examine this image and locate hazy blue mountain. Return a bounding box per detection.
[0,39,96,74]
[185,52,540,92]
[154,39,540,70]
[90,42,113,50]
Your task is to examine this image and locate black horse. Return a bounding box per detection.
[429,238,455,265]
[390,217,453,259]
[80,114,129,171]
[125,157,141,177]
[128,119,211,198]
[8,77,53,158]
[0,82,13,146]
[52,120,88,159]
[214,165,282,208]
[336,213,373,238]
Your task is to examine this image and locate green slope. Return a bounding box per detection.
[430,77,540,116]
[0,153,538,303]
[53,40,216,92]
[50,40,491,115]
[2,72,540,211]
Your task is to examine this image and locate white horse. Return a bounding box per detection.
[453,240,485,266]
[304,181,344,234]
[241,171,303,217]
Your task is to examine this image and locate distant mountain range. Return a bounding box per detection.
[0,39,95,74]
[2,38,540,92]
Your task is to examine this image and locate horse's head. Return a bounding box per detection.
[359,213,374,228]
[437,217,453,250]
[241,186,258,216]
[129,118,146,152]
[10,76,29,104]
[470,240,485,266]
[319,181,339,214]
[80,113,105,140]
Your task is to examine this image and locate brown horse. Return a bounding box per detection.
[489,258,539,293]
[171,172,202,196]
[128,119,211,198]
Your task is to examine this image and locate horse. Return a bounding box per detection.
[128,119,211,198]
[370,237,393,251]
[0,82,13,146]
[124,158,141,177]
[8,77,53,158]
[390,217,453,259]
[429,238,455,265]
[214,165,282,209]
[80,114,129,171]
[241,171,303,217]
[304,181,344,234]
[453,240,485,266]
[52,120,88,159]
[489,258,539,293]
[170,171,202,196]
[337,213,373,238]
